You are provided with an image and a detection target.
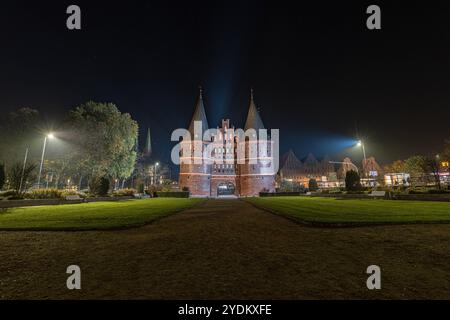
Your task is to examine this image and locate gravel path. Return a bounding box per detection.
[1,199,450,299]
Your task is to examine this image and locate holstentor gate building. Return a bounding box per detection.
[179,88,276,197]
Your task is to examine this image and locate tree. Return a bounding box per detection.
[345,170,361,191]
[443,138,450,161]
[308,178,319,191]
[403,155,427,187]
[0,163,5,190]
[383,160,405,173]
[7,162,37,194]
[0,108,41,167]
[422,156,441,189]
[67,101,139,180]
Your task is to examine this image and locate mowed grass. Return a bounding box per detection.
[246,196,450,226]
[0,198,204,231]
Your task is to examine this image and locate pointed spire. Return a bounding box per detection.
[143,127,152,157]
[244,88,265,131]
[188,86,209,139]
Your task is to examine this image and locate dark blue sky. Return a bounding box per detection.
[1,0,449,167]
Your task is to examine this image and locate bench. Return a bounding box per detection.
[65,195,82,201]
[368,191,386,197]
[133,193,150,199]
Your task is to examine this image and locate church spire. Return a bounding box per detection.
[143,127,152,157]
[244,88,265,131]
[188,85,209,138]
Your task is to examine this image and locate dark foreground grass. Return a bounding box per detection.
[0,198,204,230]
[246,196,450,226]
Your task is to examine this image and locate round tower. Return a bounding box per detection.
[238,89,276,196]
[179,87,212,197]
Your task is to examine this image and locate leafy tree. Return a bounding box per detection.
[0,163,5,190]
[403,155,427,187]
[383,160,405,173]
[422,156,441,189]
[67,101,139,180]
[308,178,319,191]
[0,108,41,167]
[7,162,37,194]
[345,170,361,191]
[442,138,450,161]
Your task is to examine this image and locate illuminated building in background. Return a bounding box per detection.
[384,172,410,186]
[278,150,340,189]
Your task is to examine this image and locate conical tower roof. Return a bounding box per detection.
[244,89,265,131]
[143,127,152,157]
[188,86,209,139]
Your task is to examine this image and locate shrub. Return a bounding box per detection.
[345,170,362,191]
[260,192,302,197]
[89,176,110,196]
[345,190,367,194]
[0,190,17,197]
[113,188,136,197]
[137,183,145,194]
[26,188,63,199]
[427,189,450,194]
[155,191,189,198]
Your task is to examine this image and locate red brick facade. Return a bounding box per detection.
[179,89,275,197]
[179,121,276,197]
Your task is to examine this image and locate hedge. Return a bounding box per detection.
[155,191,190,198]
[260,192,304,197]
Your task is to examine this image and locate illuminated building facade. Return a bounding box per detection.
[179,88,276,197]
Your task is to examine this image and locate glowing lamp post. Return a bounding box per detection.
[154,162,159,185]
[37,133,55,189]
[357,140,367,178]
[357,140,367,162]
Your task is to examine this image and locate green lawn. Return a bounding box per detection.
[246,196,450,226]
[0,198,204,230]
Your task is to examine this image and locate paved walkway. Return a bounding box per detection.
[1,199,450,299]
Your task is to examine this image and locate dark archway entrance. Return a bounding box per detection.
[217,182,235,196]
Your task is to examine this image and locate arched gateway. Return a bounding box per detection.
[217,182,235,196]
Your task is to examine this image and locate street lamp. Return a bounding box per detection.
[37,133,55,189]
[357,140,366,161]
[154,162,159,185]
[356,140,367,178]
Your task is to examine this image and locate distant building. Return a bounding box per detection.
[278,149,339,189]
[384,172,410,186]
[361,156,383,186]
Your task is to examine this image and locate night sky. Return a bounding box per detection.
[1,1,449,167]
